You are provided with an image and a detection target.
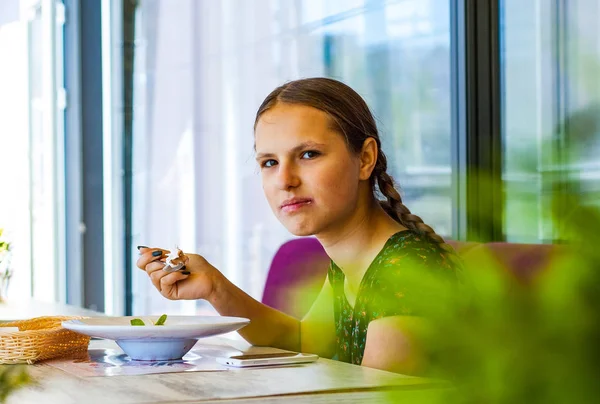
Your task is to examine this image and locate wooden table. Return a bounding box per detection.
[1,301,449,403]
[8,338,448,403]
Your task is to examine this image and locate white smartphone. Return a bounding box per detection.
[216,352,319,368]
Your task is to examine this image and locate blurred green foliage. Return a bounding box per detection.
[0,366,31,403]
[390,173,600,404]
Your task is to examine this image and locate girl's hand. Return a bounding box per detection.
[136,247,222,301]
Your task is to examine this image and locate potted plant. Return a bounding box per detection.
[0,229,11,303]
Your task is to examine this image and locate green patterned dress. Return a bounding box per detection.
[328,230,456,365]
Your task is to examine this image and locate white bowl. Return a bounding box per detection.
[62,315,250,361]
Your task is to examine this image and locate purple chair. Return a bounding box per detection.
[448,240,563,284]
[261,237,330,319]
[262,238,564,319]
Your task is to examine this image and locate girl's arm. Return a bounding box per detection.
[137,247,335,354]
[299,277,336,358]
[207,271,301,351]
[211,274,337,357]
[361,316,431,375]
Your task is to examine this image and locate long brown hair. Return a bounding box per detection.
[254,77,455,256]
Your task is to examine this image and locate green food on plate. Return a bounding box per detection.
[130,314,167,326]
[154,314,167,326]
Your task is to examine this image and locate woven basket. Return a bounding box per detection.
[0,316,91,364]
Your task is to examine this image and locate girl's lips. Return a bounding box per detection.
[281,200,313,213]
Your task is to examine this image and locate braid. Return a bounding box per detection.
[374,154,459,261]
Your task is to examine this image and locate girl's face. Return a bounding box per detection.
[255,103,368,237]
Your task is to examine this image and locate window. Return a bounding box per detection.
[129,0,454,315]
[501,0,600,242]
[0,1,66,302]
[0,14,30,300]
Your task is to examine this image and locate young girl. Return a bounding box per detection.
[137,77,457,375]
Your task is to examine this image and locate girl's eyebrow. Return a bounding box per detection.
[255,141,326,161]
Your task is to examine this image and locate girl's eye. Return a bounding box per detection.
[262,159,277,168]
[301,150,320,159]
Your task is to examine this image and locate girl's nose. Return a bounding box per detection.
[276,162,300,190]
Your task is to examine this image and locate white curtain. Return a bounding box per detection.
[131,0,327,315]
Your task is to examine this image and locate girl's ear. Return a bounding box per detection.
[359,137,378,181]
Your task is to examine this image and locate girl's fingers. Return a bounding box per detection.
[160,271,190,289]
[144,261,167,275]
[136,248,167,270]
[149,269,189,294]
[149,268,167,291]
[136,246,191,297]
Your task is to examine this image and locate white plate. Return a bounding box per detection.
[62,315,250,340]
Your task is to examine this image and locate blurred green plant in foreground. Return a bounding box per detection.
[0,365,31,403]
[389,169,600,402]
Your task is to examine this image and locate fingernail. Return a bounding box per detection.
[152,250,163,257]
[137,245,148,250]
[181,271,190,275]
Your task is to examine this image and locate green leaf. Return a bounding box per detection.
[0,365,31,402]
[154,314,167,326]
[130,318,145,326]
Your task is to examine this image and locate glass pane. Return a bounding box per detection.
[131,0,453,314]
[501,0,600,242]
[0,18,31,299]
[29,8,56,301]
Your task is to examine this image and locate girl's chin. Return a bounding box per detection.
[283,222,318,237]
[289,229,315,237]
